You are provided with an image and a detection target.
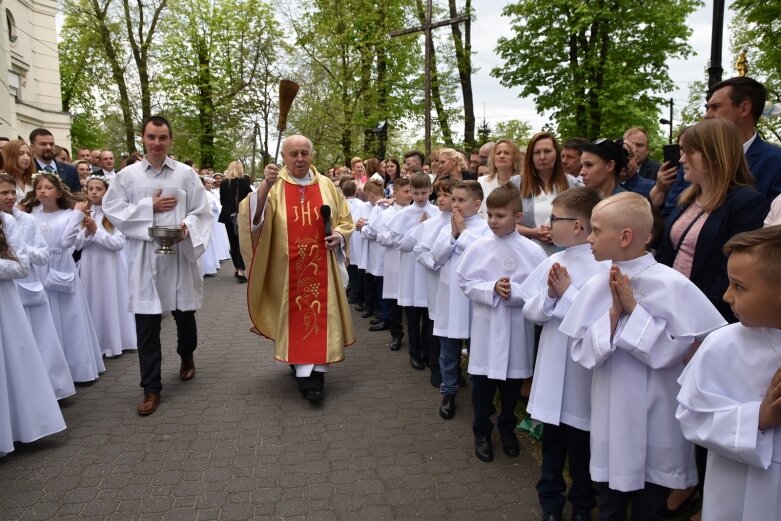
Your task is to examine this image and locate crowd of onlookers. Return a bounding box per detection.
[1,75,781,521]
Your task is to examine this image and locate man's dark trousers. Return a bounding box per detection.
[135,310,197,394]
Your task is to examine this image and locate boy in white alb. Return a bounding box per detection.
[458,185,546,462]
[354,180,385,319]
[388,172,439,360]
[364,177,410,346]
[677,226,781,521]
[430,181,490,419]
[413,178,456,386]
[559,192,726,520]
[519,188,608,519]
[342,180,365,307]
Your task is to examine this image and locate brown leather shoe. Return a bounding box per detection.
[180,357,195,381]
[136,393,160,416]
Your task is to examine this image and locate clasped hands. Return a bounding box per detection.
[609,265,636,319]
[151,190,188,241]
[547,262,571,298]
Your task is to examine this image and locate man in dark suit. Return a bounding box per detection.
[654,77,781,215]
[98,150,116,182]
[29,128,81,193]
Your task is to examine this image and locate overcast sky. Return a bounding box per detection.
[469,0,735,134]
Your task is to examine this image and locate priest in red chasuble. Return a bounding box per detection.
[245,135,355,402]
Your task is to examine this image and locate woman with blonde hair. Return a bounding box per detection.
[1,139,36,201]
[512,132,580,255]
[351,157,366,189]
[478,139,522,217]
[437,148,467,181]
[655,117,768,520]
[218,160,253,282]
[656,118,767,322]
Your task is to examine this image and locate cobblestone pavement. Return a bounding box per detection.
[0,266,542,521]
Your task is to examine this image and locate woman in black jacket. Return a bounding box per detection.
[218,160,253,282]
[655,118,768,322]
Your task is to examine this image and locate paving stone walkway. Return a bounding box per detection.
[0,267,541,520]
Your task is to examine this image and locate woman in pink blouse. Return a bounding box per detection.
[656,118,767,322]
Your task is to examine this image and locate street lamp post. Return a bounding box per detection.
[708,0,726,89]
[659,98,674,144]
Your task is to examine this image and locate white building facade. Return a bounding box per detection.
[1,0,71,147]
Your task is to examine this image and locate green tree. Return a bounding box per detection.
[493,119,533,148]
[287,0,422,164]
[492,0,699,141]
[61,0,167,152]
[729,11,781,143]
[156,0,283,168]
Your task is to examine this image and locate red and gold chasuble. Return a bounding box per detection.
[284,181,329,362]
[245,167,355,366]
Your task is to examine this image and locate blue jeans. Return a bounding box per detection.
[438,337,463,396]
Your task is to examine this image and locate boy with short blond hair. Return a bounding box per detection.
[560,192,726,520]
[677,226,781,521]
[519,187,608,519]
[458,185,547,462]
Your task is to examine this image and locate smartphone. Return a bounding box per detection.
[662,143,681,168]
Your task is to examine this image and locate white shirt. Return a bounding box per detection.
[458,231,547,379]
[388,202,440,307]
[677,324,781,521]
[560,253,726,491]
[412,211,451,315]
[103,157,213,313]
[519,243,609,430]
[430,214,491,339]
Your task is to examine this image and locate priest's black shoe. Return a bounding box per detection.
[474,434,494,462]
[438,394,455,419]
[354,304,364,312]
[541,513,563,521]
[303,389,323,402]
[499,431,520,457]
[362,309,377,318]
[369,321,390,331]
[389,334,403,351]
[370,318,382,326]
[409,357,425,370]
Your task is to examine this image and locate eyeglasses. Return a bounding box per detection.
[549,214,578,224]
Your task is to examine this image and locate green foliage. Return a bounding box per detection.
[284,0,466,164]
[156,0,284,169]
[492,0,700,144]
[69,113,107,152]
[729,10,781,144]
[477,120,491,144]
[493,119,533,148]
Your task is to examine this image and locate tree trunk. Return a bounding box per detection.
[196,36,215,168]
[91,0,136,152]
[415,0,453,146]
[449,0,474,148]
[121,0,167,123]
